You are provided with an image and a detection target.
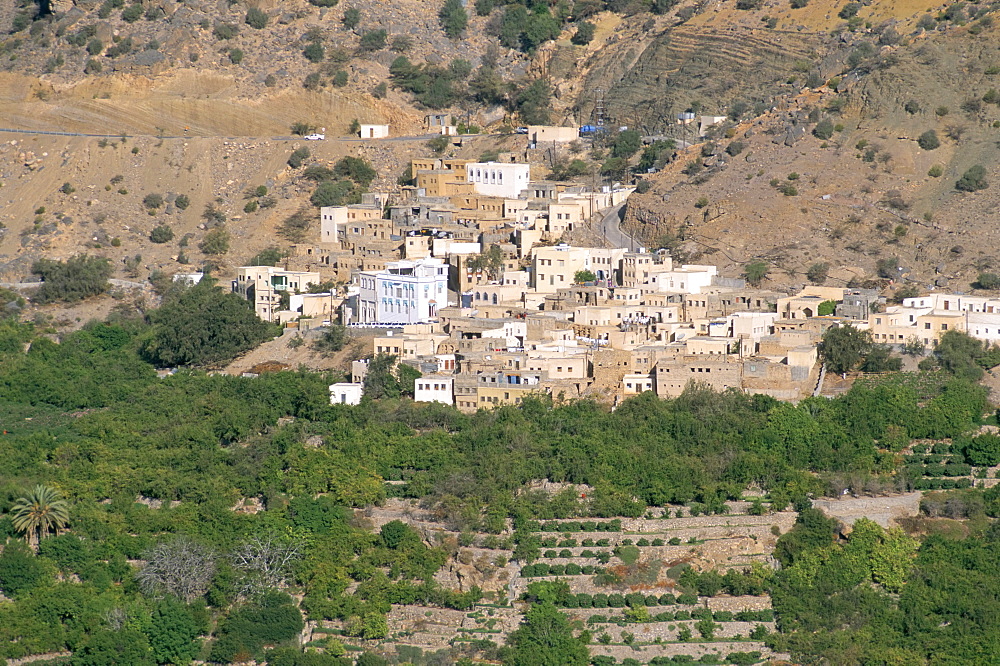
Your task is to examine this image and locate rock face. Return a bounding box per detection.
[574,17,822,130]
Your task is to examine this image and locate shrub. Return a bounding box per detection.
[303,41,324,62]
[807,262,830,284]
[359,29,387,52]
[976,272,1000,290]
[956,165,988,192]
[342,8,361,29]
[839,2,862,19]
[790,0,808,7]
[572,21,595,45]
[213,22,239,40]
[245,7,268,29]
[229,48,243,65]
[288,147,310,168]
[174,194,190,210]
[122,3,143,22]
[439,0,468,38]
[917,130,940,150]
[150,225,174,243]
[143,193,164,209]
[928,165,943,178]
[31,255,112,304]
[813,119,834,140]
[199,228,231,255]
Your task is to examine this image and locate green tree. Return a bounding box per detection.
[467,244,505,280]
[142,278,275,367]
[333,156,377,187]
[31,254,112,304]
[311,180,357,207]
[743,260,769,287]
[515,79,552,125]
[145,597,201,665]
[503,602,589,666]
[817,299,837,316]
[819,324,872,374]
[363,354,402,399]
[934,329,986,380]
[0,539,48,596]
[574,270,597,284]
[73,629,156,666]
[440,0,468,38]
[571,21,595,45]
[611,130,641,158]
[9,485,70,550]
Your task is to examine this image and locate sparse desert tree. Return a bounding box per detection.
[199,228,231,255]
[743,260,769,287]
[137,536,216,603]
[807,262,830,284]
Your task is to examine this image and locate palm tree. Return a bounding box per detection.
[9,485,70,550]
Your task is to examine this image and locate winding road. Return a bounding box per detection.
[599,202,636,250]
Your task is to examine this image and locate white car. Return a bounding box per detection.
[303,133,325,140]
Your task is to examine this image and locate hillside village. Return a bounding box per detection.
[206,120,1000,411]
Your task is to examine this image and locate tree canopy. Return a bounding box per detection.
[141,278,275,367]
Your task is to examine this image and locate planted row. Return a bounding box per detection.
[912,477,973,490]
[536,520,623,532]
[561,592,701,609]
[590,651,764,665]
[589,608,747,623]
[520,563,605,577]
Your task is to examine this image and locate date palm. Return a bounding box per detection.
[9,485,70,550]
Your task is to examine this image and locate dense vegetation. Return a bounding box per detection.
[0,289,997,663]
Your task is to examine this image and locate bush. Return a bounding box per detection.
[439,0,468,38]
[143,193,164,209]
[150,225,174,243]
[976,272,1000,290]
[213,22,239,40]
[122,3,143,22]
[928,165,943,178]
[839,2,862,18]
[359,29,387,52]
[229,49,244,65]
[303,41,324,62]
[343,8,361,29]
[288,147,311,169]
[956,165,988,192]
[813,119,834,140]
[32,255,112,304]
[245,7,268,29]
[199,228,231,255]
[917,130,940,150]
[572,21,595,45]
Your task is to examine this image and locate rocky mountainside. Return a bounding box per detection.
[0,0,998,295]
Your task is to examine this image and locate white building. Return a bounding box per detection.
[357,258,449,324]
[330,382,364,405]
[232,266,320,323]
[414,375,454,405]
[359,124,390,139]
[466,162,530,199]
